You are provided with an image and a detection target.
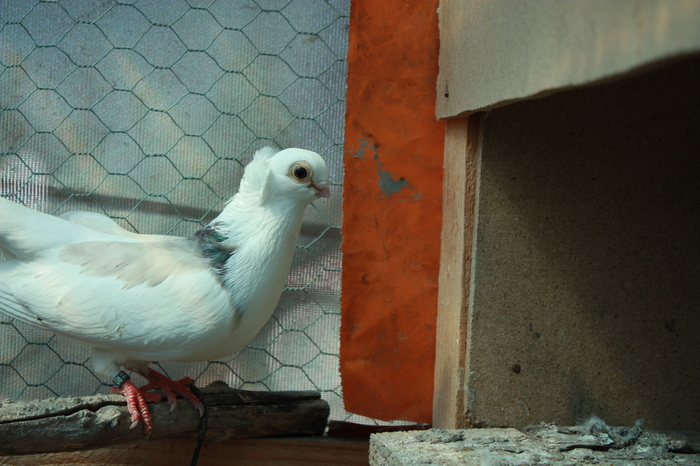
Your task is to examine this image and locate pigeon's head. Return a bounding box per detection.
[242,147,330,205]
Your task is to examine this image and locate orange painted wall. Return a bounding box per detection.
[340,0,444,423]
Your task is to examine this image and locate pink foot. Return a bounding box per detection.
[111,369,203,437]
[111,380,162,437]
[137,368,204,415]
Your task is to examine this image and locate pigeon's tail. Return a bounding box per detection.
[0,197,111,260]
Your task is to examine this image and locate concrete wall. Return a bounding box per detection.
[466,56,700,429]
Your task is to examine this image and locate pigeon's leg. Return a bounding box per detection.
[110,371,161,437]
[136,367,204,416]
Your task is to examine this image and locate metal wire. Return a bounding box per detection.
[0,0,384,425]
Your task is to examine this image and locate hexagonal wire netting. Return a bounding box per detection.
[0,0,381,425]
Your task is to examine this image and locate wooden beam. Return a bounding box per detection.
[0,382,329,455]
[432,115,481,429]
[0,437,370,466]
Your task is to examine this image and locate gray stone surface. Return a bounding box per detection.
[370,421,700,465]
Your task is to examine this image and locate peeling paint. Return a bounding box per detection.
[354,137,417,198]
[376,156,410,196]
[352,138,370,158]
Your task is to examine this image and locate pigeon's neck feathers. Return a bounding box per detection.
[213,186,307,247]
[202,147,314,324]
[210,189,306,328]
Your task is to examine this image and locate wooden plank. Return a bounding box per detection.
[340,0,444,423]
[0,382,329,455]
[460,59,700,429]
[437,1,700,118]
[0,437,370,466]
[432,115,481,429]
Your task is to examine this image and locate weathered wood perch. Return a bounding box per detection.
[0,381,329,455]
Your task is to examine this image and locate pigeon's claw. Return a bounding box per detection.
[112,380,161,437]
[111,368,203,436]
[139,368,203,415]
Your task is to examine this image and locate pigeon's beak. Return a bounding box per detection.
[311,181,331,198]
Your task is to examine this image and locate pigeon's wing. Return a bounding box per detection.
[59,211,178,244]
[56,238,210,288]
[59,211,140,238]
[0,198,114,260]
[0,238,237,361]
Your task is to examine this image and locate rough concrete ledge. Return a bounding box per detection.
[369,421,700,465]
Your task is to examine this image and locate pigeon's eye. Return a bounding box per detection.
[289,162,313,183]
[294,166,308,179]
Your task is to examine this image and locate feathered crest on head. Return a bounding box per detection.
[240,147,277,202]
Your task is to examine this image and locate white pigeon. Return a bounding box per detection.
[0,147,330,436]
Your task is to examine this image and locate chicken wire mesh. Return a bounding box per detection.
[0,0,380,425]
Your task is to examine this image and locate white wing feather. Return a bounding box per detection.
[0,198,110,259]
[0,244,236,361]
[59,211,140,238]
